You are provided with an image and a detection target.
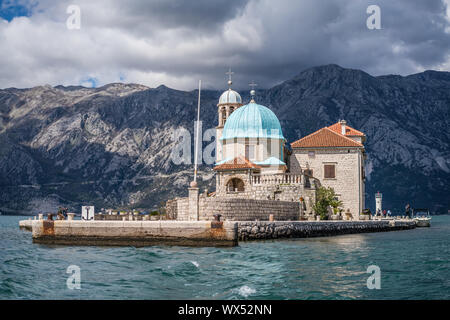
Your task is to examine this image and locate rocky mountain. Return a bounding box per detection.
[0,64,449,214]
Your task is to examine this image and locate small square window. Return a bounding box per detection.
[324,164,336,179]
[308,151,315,158]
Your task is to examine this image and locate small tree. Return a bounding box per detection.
[312,186,343,220]
[158,201,167,219]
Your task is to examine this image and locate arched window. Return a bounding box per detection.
[226,178,245,192]
[221,109,227,125]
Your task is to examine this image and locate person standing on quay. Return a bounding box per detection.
[405,203,411,219]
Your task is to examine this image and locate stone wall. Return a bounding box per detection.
[214,171,317,214]
[237,220,416,240]
[198,198,301,221]
[216,172,252,197]
[290,148,364,217]
[166,196,302,221]
[166,198,189,220]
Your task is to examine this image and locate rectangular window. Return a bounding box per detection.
[324,164,336,179]
[308,151,315,158]
[266,140,271,158]
[245,144,255,160]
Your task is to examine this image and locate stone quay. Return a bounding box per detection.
[237,220,417,241]
[20,217,416,247]
[29,220,238,247]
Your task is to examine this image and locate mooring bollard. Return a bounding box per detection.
[269,214,274,222]
[38,213,43,220]
[211,213,223,229]
[122,216,126,221]
[67,213,75,221]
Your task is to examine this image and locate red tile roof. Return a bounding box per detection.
[291,127,363,148]
[213,156,261,171]
[328,122,365,137]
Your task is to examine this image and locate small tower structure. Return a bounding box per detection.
[375,192,382,214]
[216,68,243,162]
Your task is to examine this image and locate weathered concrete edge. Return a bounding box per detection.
[31,220,238,247]
[19,219,33,231]
[237,220,417,241]
[22,219,417,246]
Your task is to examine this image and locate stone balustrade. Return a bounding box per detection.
[251,173,303,186]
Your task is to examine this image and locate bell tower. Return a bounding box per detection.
[216,68,243,163]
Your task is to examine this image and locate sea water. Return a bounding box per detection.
[0,215,449,299]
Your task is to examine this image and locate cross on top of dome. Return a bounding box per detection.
[218,68,242,105]
[226,67,234,87]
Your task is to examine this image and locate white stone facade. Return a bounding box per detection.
[289,147,365,218]
[216,101,243,163]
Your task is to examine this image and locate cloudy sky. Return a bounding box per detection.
[1,0,449,90]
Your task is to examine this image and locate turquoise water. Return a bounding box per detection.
[0,215,449,300]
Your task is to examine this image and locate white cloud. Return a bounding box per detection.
[0,0,449,90]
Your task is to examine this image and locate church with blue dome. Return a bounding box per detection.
[215,80,287,172]
[213,76,297,199]
[166,70,367,222]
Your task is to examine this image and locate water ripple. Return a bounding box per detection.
[0,215,449,299]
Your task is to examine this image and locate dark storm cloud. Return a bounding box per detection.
[119,0,250,30]
[223,0,450,89]
[0,0,449,89]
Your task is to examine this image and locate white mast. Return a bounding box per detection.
[193,80,201,183]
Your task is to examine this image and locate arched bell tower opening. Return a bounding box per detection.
[216,68,243,163]
[220,108,227,126]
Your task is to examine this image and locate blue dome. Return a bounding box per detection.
[220,102,285,140]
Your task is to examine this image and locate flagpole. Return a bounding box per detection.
[194,80,201,183]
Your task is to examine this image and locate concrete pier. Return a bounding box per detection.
[31,220,238,247]
[20,218,417,246]
[19,219,33,231]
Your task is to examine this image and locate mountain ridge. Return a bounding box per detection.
[0,64,449,214]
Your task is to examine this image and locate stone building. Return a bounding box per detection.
[166,74,366,221]
[290,121,366,217]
